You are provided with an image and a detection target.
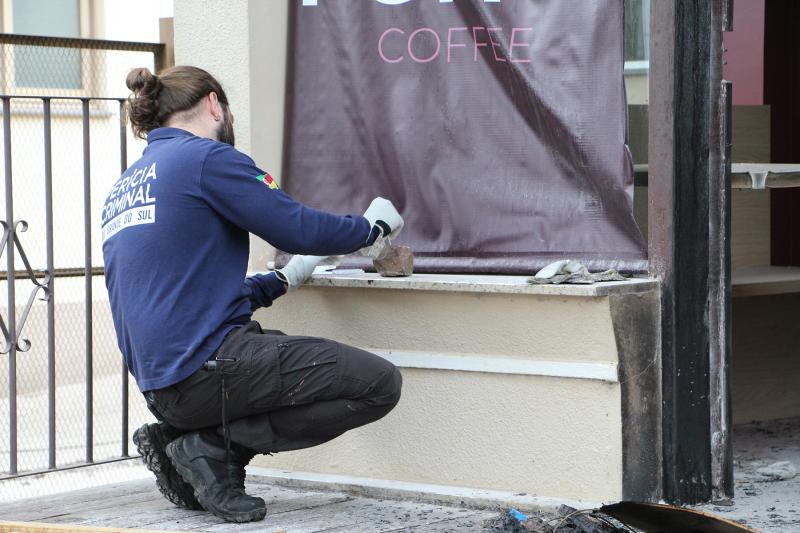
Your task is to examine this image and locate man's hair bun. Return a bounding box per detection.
[126,67,164,138]
[124,66,230,140]
[126,67,160,94]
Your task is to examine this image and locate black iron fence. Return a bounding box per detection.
[0,34,164,489]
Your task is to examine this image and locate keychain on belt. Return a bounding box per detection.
[202,357,237,483]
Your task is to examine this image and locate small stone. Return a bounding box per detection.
[373,245,414,277]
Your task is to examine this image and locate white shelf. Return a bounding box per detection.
[732,266,800,298]
[633,163,800,189]
[730,164,800,189]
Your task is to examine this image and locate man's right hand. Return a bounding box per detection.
[276,255,325,290]
[363,197,404,240]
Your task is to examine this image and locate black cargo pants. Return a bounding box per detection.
[143,321,403,453]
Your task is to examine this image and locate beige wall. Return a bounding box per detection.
[261,288,619,362]
[253,285,628,501]
[255,367,623,501]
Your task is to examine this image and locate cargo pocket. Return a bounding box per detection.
[244,338,283,410]
[273,337,340,407]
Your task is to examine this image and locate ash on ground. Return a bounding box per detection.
[695,417,800,532]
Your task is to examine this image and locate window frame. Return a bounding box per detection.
[0,0,100,96]
[624,0,650,75]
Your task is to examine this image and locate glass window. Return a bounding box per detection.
[624,0,650,64]
[12,0,82,89]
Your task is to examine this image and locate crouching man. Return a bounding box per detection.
[102,66,404,523]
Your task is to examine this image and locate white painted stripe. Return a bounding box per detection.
[247,467,607,513]
[372,350,619,383]
[101,204,155,242]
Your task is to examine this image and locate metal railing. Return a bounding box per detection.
[0,33,166,94]
[1,95,126,478]
[1,34,164,483]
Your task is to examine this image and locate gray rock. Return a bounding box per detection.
[373,245,414,277]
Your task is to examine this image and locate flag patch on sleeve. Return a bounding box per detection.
[256,173,279,190]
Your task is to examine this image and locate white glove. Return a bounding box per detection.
[363,197,404,240]
[276,255,326,290]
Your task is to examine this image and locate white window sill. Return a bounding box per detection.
[300,272,659,297]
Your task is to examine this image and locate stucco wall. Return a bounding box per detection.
[258,288,618,362]
[172,2,252,153]
[255,367,623,501]
[253,285,627,501]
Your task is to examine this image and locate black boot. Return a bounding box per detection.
[132,422,203,510]
[166,430,267,523]
[228,446,258,496]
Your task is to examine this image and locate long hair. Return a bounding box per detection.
[125,66,229,139]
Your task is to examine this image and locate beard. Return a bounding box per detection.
[216,105,235,146]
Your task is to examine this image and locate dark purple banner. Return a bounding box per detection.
[282,0,646,273]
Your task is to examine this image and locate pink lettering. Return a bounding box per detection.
[487,27,506,62]
[472,27,488,61]
[377,25,531,66]
[408,27,441,63]
[447,27,468,63]
[509,27,532,63]
[379,27,405,63]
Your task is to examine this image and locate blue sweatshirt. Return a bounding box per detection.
[101,127,373,392]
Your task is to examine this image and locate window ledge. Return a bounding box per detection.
[302,272,659,297]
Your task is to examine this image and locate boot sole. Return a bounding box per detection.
[133,423,203,510]
[166,440,267,523]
